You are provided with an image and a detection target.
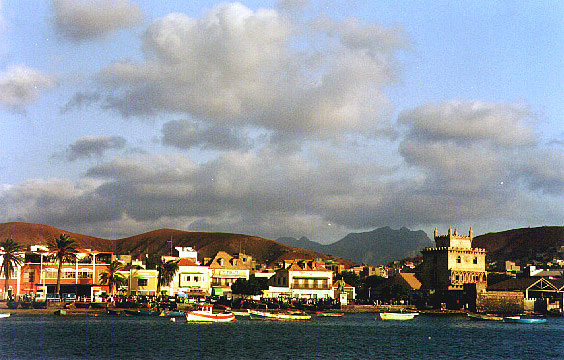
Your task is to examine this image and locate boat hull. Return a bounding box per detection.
[467,313,502,321]
[316,312,344,317]
[248,309,311,321]
[379,312,419,321]
[0,313,10,318]
[503,316,547,324]
[185,310,236,322]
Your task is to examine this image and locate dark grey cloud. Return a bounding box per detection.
[60,91,100,113]
[59,135,126,161]
[161,119,249,150]
[52,0,143,42]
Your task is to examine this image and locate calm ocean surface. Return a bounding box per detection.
[1,313,563,359]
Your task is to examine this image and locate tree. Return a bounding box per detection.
[47,234,78,296]
[231,277,268,296]
[0,238,25,299]
[99,260,127,296]
[157,259,179,295]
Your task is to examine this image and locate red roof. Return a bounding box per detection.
[178,258,199,266]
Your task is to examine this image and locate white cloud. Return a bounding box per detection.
[52,0,143,42]
[96,2,407,140]
[0,65,57,111]
[161,119,249,150]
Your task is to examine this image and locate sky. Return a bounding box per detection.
[0,0,562,243]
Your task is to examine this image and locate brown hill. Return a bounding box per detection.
[0,222,353,267]
[0,222,114,251]
[473,226,564,263]
[114,228,354,266]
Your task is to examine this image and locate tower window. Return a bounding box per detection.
[456,256,461,263]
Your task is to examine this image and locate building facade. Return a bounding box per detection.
[268,260,333,299]
[421,227,487,292]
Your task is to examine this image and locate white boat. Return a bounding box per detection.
[248,309,311,321]
[185,304,236,322]
[0,313,10,319]
[379,312,419,320]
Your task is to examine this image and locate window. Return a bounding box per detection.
[138,278,148,287]
[218,259,224,266]
[455,275,459,281]
[193,276,199,282]
[456,256,461,263]
[23,270,35,283]
[473,257,478,264]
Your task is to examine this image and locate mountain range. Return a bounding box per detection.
[277,227,433,265]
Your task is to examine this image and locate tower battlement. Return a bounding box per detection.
[433,227,473,249]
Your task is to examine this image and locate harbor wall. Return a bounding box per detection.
[476,291,523,314]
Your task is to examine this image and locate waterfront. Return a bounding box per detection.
[1,313,563,359]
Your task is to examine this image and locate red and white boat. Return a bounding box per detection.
[185,304,236,322]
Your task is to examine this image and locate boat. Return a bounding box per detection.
[90,302,109,309]
[124,309,161,316]
[467,313,502,321]
[316,311,344,317]
[159,310,185,317]
[54,309,67,316]
[0,313,10,319]
[107,309,122,316]
[185,304,236,322]
[248,309,311,321]
[378,312,419,320]
[502,316,547,324]
[232,310,251,317]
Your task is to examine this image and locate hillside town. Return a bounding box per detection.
[1,226,563,315]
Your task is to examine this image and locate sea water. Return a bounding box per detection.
[1,313,563,359]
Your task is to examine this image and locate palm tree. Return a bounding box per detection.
[99,260,127,296]
[157,259,179,295]
[0,238,25,300]
[47,234,78,296]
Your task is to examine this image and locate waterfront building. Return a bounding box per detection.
[268,259,333,299]
[0,245,112,300]
[204,251,251,297]
[124,268,158,296]
[331,280,356,304]
[167,258,211,297]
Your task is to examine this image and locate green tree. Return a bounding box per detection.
[0,238,25,299]
[335,271,360,288]
[157,259,179,294]
[99,260,127,296]
[47,234,78,296]
[231,277,268,296]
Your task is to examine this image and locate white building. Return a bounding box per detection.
[268,260,333,299]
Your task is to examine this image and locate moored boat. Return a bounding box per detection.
[185,304,236,322]
[467,313,502,321]
[503,316,547,324]
[378,312,419,321]
[248,309,311,321]
[54,309,67,316]
[159,310,185,317]
[316,311,344,317]
[124,309,161,316]
[0,313,10,319]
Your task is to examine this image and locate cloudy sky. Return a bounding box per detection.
[0,0,562,242]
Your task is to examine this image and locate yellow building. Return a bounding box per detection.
[123,269,158,296]
[421,227,487,292]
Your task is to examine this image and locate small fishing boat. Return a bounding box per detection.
[185,304,236,322]
[124,309,161,316]
[0,313,10,319]
[378,312,419,321]
[316,311,344,317]
[248,309,311,321]
[503,316,547,324]
[159,310,185,317]
[467,313,502,321]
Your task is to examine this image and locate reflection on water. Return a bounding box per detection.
[1,313,563,359]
